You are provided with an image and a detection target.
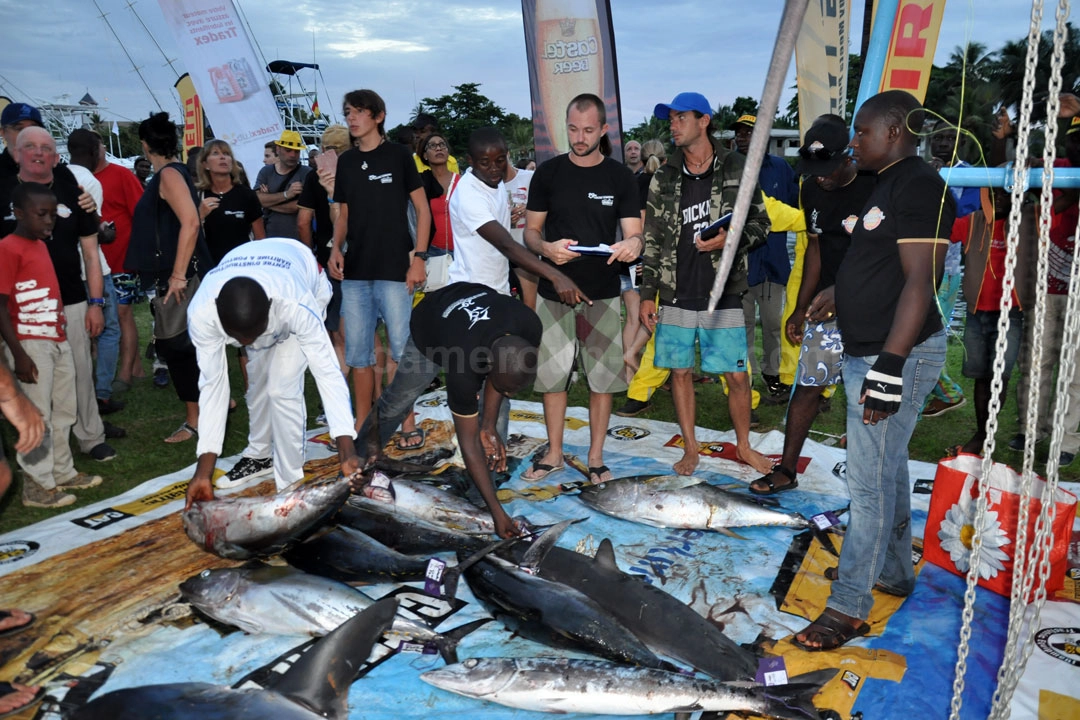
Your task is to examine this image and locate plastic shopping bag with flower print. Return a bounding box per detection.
[924,453,1076,600]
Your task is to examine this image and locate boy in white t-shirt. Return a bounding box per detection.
[504,161,537,307]
[448,128,582,303]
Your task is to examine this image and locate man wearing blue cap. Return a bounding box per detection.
[1,103,45,177]
[639,92,773,476]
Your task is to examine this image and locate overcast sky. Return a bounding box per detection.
[0,0,1059,133]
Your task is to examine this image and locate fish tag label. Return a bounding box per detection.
[424,558,446,596]
[398,640,438,655]
[756,657,788,686]
[559,481,587,492]
[810,511,841,530]
[370,474,391,489]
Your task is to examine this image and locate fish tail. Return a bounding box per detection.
[761,668,838,720]
[434,618,491,665]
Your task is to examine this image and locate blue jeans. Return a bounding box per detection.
[93,274,121,400]
[340,279,413,368]
[831,331,946,620]
[360,338,508,450]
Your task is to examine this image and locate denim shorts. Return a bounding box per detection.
[341,280,413,368]
[962,308,1023,379]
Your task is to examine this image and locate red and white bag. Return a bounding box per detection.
[924,453,1076,600]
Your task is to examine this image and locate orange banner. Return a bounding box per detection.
[875,0,947,103]
[174,73,204,159]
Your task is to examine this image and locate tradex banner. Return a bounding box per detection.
[795,0,850,135]
[873,0,947,103]
[521,0,624,163]
[156,0,282,179]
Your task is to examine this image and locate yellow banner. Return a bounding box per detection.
[795,0,850,135]
[174,73,204,159]
[875,0,947,103]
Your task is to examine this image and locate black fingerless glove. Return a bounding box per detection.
[861,352,905,414]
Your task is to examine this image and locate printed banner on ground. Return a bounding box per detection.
[795,0,850,134]
[521,0,624,162]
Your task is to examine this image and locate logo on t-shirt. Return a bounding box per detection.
[368,173,393,184]
[809,208,822,234]
[588,192,614,206]
[862,206,885,231]
[443,292,491,329]
[56,203,72,219]
[842,214,858,234]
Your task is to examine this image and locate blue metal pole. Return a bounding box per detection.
[939,166,1080,189]
[852,0,901,121]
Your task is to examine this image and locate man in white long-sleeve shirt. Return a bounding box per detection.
[183,238,360,506]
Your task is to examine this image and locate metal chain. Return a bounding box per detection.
[947,1,1045,717]
[989,1,1073,716]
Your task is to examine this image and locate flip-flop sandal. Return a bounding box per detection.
[523,459,565,481]
[749,466,798,495]
[0,610,34,638]
[394,428,426,451]
[588,465,613,484]
[164,422,197,444]
[0,682,44,719]
[792,608,870,652]
[823,566,911,597]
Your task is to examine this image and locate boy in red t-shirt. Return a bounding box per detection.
[0,183,101,508]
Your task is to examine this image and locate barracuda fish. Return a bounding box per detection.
[577,474,812,535]
[500,534,758,681]
[71,598,399,720]
[421,658,836,719]
[182,476,350,559]
[352,472,496,536]
[178,563,483,662]
[463,554,670,670]
[336,498,491,554]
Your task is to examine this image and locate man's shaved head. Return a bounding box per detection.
[488,334,538,395]
[216,277,271,344]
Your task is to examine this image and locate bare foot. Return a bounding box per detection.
[0,682,41,715]
[0,609,33,633]
[674,446,699,475]
[736,444,774,475]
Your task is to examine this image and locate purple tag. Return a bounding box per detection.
[756,657,788,686]
[810,511,840,530]
[423,558,446,597]
[397,640,438,655]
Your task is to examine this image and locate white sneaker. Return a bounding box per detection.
[217,457,274,489]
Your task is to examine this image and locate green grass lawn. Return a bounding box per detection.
[1,307,1074,535]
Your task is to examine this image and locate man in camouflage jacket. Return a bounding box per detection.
[640,92,773,476]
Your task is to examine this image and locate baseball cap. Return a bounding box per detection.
[275,129,305,151]
[795,117,851,176]
[653,92,712,121]
[1,102,44,128]
[1068,116,1080,136]
[728,114,757,130]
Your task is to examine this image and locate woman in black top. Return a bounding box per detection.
[195,139,265,265]
[126,112,211,444]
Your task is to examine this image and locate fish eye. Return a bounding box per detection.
[464,658,479,669]
[200,570,211,578]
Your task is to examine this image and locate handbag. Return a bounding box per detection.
[424,252,452,292]
[923,453,1076,600]
[152,272,200,340]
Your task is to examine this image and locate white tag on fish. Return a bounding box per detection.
[364,473,395,503]
[756,657,788,686]
[424,558,446,596]
[810,511,841,530]
[398,640,438,655]
[370,474,391,489]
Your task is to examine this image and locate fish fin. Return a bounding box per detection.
[441,565,461,600]
[717,527,749,540]
[271,597,398,720]
[434,618,491,665]
[592,538,619,570]
[520,518,581,570]
[761,668,839,720]
[239,559,271,570]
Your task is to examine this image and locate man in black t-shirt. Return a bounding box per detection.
[357,282,542,539]
[522,93,643,486]
[750,115,875,496]
[254,130,310,240]
[794,91,955,652]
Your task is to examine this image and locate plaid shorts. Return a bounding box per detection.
[796,318,844,386]
[112,273,146,305]
[534,295,627,394]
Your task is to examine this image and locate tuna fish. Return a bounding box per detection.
[182,476,350,559]
[421,658,835,719]
[352,471,496,535]
[71,597,399,720]
[577,474,813,534]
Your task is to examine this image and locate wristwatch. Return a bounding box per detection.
[414,250,430,261]
[88,298,105,307]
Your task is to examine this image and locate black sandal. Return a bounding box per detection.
[0,681,44,719]
[823,566,911,597]
[792,608,870,652]
[750,465,798,495]
[588,465,613,484]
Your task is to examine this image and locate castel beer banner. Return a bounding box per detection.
[157,0,282,179]
[521,0,624,163]
[174,73,204,160]
[795,0,850,136]
[873,0,947,103]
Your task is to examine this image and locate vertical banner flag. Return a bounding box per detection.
[873,0,947,103]
[174,73,204,159]
[521,0,624,163]
[157,0,282,180]
[795,0,849,137]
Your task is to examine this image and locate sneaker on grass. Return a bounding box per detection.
[56,473,103,490]
[615,398,651,417]
[88,443,117,461]
[218,457,274,489]
[22,484,75,508]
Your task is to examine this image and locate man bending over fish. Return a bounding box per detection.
[357,281,541,538]
[184,238,362,508]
